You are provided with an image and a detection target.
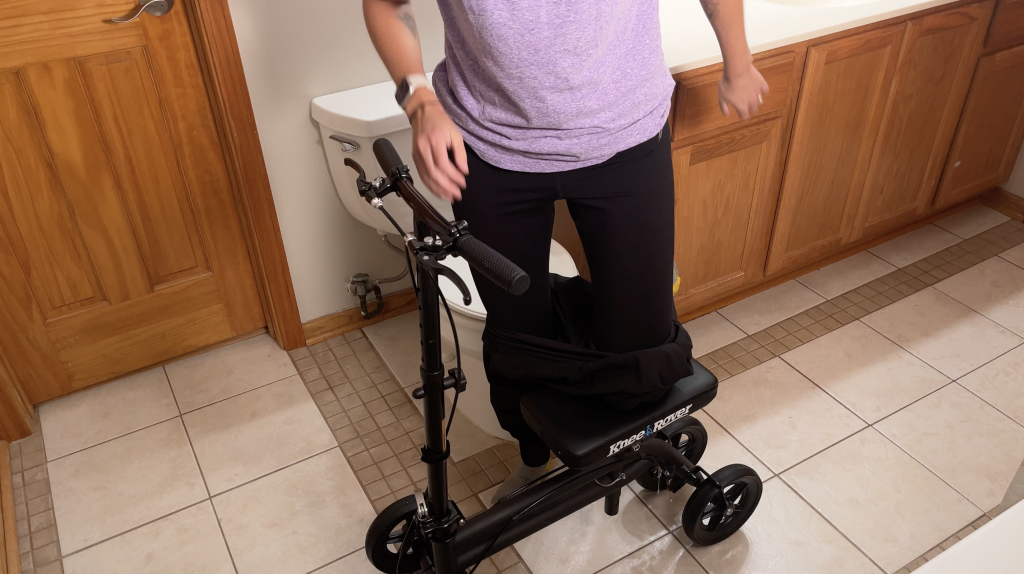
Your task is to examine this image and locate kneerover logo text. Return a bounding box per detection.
[607,404,693,457]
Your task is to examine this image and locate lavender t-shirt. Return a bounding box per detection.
[432,0,675,173]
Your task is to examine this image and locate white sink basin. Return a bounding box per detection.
[758,0,883,6]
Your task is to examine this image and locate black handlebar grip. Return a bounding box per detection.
[372,138,405,175]
[454,235,530,296]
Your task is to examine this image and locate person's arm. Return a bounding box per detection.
[363,0,468,201]
[700,0,769,120]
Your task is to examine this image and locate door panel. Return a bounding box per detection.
[0,0,265,401]
[674,120,783,312]
[766,25,905,275]
[855,2,993,238]
[934,44,1024,207]
[0,72,103,317]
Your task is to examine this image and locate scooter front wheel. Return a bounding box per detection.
[365,495,431,573]
[681,463,762,546]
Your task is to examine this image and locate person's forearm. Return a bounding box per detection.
[363,0,436,111]
[700,0,753,76]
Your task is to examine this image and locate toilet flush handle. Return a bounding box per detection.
[330,134,361,152]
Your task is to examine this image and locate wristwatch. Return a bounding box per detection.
[395,74,433,110]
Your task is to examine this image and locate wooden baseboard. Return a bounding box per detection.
[676,199,979,323]
[981,187,1024,222]
[303,289,418,347]
[0,442,20,574]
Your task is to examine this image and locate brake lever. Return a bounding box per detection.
[417,253,472,306]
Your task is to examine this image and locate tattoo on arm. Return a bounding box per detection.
[699,0,719,19]
[397,6,419,40]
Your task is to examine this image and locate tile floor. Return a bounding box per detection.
[7,207,1024,574]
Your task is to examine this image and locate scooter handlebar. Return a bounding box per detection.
[371,138,530,297]
[454,234,530,296]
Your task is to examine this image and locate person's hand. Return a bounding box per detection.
[407,94,468,202]
[718,62,769,120]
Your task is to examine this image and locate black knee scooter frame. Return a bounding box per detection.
[350,139,755,574]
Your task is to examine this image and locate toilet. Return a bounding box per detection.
[312,78,579,441]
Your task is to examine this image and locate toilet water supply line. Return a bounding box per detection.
[347,233,411,319]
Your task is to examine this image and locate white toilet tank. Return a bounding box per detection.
[311,75,453,235]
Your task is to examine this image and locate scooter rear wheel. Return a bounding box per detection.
[681,464,762,546]
[365,495,430,573]
[636,417,707,491]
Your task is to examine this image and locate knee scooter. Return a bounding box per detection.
[347,139,762,574]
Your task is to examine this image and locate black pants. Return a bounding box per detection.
[452,126,676,467]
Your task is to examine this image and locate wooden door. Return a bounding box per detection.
[986,0,1024,52]
[765,26,905,276]
[0,0,265,403]
[673,120,783,314]
[854,2,994,239]
[934,44,1024,207]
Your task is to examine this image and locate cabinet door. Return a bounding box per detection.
[854,2,994,238]
[986,0,1024,52]
[766,26,905,276]
[673,120,783,312]
[934,44,1024,208]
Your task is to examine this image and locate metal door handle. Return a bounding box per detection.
[110,0,174,23]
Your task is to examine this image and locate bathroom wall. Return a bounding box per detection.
[1006,145,1024,198]
[225,0,446,322]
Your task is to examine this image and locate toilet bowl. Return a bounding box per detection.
[312,78,579,440]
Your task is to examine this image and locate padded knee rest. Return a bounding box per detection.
[520,358,718,469]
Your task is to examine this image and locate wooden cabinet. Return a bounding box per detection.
[853,2,994,239]
[986,0,1024,51]
[934,44,1024,207]
[672,120,783,310]
[766,26,905,276]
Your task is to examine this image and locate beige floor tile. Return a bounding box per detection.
[934,205,1010,239]
[934,257,1024,336]
[596,534,704,574]
[783,428,980,573]
[797,252,897,300]
[1000,242,1024,268]
[682,479,882,574]
[40,367,178,461]
[312,550,378,573]
[165,335,297,412]
[631,415,772,530]
[989,461,1024,518]
[63,502,233,574]
[862,288,1022,379]
[514,487,666,574]
[682,312,746,358]
[875,383,1024,511]
[782,322,949,423]
[868,225,960,268]
[48,419,207,554]
[958,345,1024,426]
[213,449,375,574]
[364,313,421,388]
[704,359,865,472]
[182,375,336,494]
[719,281,825,335]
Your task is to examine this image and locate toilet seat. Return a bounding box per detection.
[438,240,579,320]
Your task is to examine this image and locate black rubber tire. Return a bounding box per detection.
[365,495,428,573]
[636,417,708,492]
[681,463,762,546]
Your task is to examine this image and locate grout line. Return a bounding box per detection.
[176,370,300,415]
[59,498,210,561]
[208,446,339,500]
[44,414,181,465]
[775,474,892,574]
[165,363,242,573]
[303,546,365,574]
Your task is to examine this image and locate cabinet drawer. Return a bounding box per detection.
[986,0,1024,51]
[672,53,796,141]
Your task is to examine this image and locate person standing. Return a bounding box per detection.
[363,0,767,502]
